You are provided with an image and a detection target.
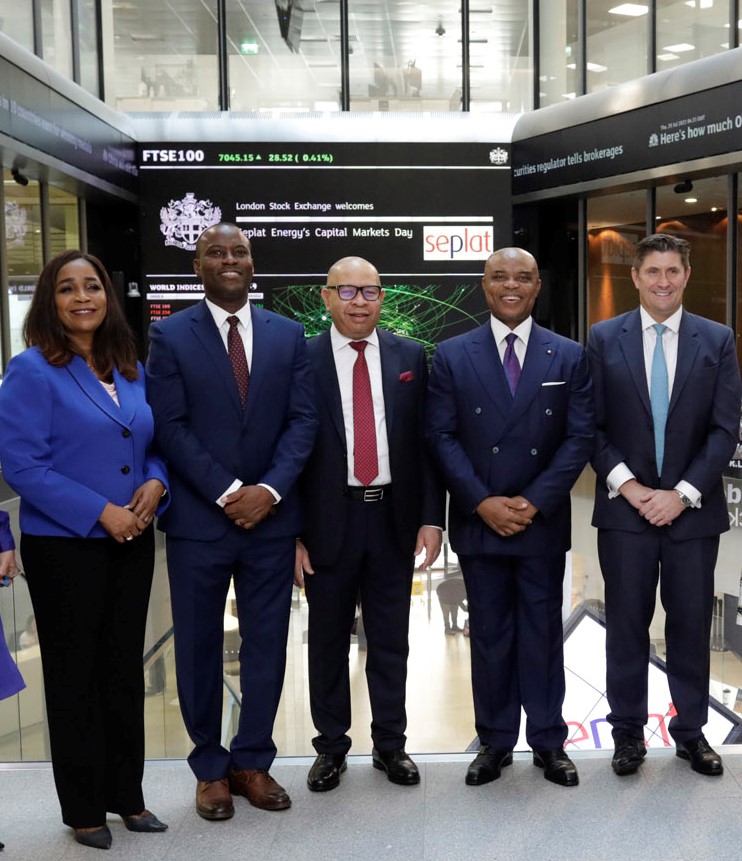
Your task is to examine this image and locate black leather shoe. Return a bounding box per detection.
[533,749,579,786]
[465,746,513,786]
[675,736,723,776]
[307,753,347,792]
[73,826,112,850]
[122,810,169,832]
[371,748,420,785]
[612,735,646,776]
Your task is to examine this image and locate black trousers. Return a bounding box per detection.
[599,528,717,743]
[305,498,414,755]
[21,529,155,828]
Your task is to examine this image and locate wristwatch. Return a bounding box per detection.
[675,489,692,508]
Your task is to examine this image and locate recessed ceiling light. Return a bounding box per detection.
[664,43,695,52]
[608,4,649,16]
[658,52,680,61]
[684,197,698,203]
[587,62,608,72]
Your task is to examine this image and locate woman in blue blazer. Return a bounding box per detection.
[0,251,169,850]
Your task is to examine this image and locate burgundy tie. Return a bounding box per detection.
[349,340,378,486]
[503,332,521,396]
[227,316,249,410]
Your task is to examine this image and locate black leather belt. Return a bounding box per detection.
[345,485,391,502]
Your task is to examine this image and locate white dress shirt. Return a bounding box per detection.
[204,299,279,506]
[329,324,392,486]
[490,314,532,365]
[606,305,700,506]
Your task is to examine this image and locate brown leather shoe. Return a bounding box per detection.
[228,769,291,810]
[196,778,234,821]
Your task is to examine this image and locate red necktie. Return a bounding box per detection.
[227,316,249,410]
[503,332,521,396]
[349,340,378,486]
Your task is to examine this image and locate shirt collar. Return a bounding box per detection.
[639,305,683,334]
[490,314,532,346]
[205,297,252,331]
[330,323,379,352]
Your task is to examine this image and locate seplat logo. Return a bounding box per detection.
[423,226,494,261]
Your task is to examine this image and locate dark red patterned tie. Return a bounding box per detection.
[349,340,378,486]
[227,316,249,410]
[503,332,521,396]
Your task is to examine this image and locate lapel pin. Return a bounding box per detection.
[546,349,553,355]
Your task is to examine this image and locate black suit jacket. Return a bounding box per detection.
[299,328,445,567]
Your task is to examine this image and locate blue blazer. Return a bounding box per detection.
[426,320,594,556]
[299,328,445,567]
[0,348,168,539]
[146,300,317,541]
[588,308,742,540]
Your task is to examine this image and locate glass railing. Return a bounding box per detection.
[3,466,742,762]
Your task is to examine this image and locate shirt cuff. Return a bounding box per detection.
[606,463,635,499]
[258,483,281,504]
[216,479,243,507]
[675,480,702,508]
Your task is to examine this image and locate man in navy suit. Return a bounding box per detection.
[588,233,742,777]
[146,223,317,819]
[427,247,594,788]
[295,256,444,792]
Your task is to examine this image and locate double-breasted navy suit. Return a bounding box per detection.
[146,300,317,778]
[588,308,742,741]
[299,328,444,754]
[427,320,594,750]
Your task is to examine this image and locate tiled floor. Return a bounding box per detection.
[2,748,742,860]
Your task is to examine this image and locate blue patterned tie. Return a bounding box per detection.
[503,333,521,396]
[650,323,669,475]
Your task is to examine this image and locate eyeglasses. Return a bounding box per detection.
[329,284,382,301]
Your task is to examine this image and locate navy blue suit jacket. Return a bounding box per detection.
[299,329,444,567]
[588,308,741,539]
[0,348,168,539]
[426,320,594,556]
[146,300,317,541]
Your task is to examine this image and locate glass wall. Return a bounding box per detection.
[538,0,578,107]
[586,189,647,326]
[656,0,731,71]
[656,176,728,323]
[48,185,79,258]
[39,0,73,79]
[586,2,649,91]
[0,0,34,51]
[471,0,532,112]
[77,0,100,97]
[3,171,43,358]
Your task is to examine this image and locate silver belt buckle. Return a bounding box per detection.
[363,487,384,502]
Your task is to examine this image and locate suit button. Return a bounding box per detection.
[530,448,538,456]
[120,465,131,474]
[475,407,482,414]
[492,446,499,454]
[121,428,131,438]
[545,408,552,416]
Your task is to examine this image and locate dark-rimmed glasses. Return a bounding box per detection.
[328,284,382,301]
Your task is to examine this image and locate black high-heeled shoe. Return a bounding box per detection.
[73,825,112,850]
[121,810,168,832]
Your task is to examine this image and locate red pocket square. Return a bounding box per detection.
[399,370,414,382]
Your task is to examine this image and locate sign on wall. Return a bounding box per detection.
[137,140,511,352]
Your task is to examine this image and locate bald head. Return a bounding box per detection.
[322,256,385,340]
[482,246,541,329]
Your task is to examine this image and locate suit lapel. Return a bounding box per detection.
[65,355,125,426]
[378,329,402,435]
[669,311,700,415]
[313,331,346,447]
[464,322,512,418]
[505,323,558,428]
[190,300,244,419]
[619,308,651,417]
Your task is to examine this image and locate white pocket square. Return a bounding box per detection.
[542,381,566,387]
